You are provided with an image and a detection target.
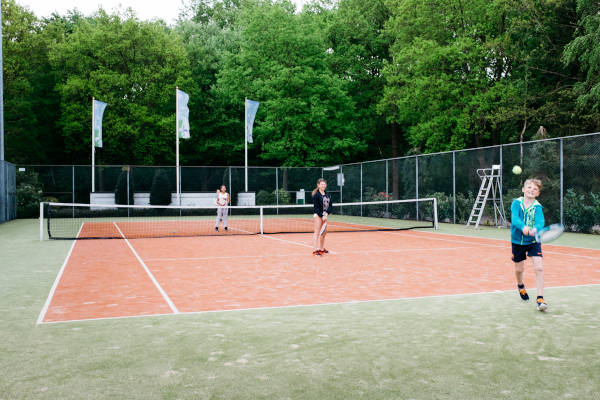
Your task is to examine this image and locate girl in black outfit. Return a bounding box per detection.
[312,178,333,256]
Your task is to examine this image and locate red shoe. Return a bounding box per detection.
[312,250,323,256]
[320,249,329,254]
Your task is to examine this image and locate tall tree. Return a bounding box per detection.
[48,9,196,165]
[563,0,600,129]
[214,0,365,166]
[327,0,393,159]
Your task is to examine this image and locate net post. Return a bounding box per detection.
[260,207,264,234]
[433,197,438,230]
[39,202,44,241]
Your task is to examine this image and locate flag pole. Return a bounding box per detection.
[91,97,95,193]
[244,97,248,193]
[176,87,180,205]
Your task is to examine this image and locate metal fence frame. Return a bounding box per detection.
[16,132,600,231]
[0,160,16,223]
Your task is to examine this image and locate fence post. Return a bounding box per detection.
[385,160,389,215]
[275,167,279,214]
[228,167,232,203]
[39,202,44,241]
[340,165,343,204]
[72,166,75,218]
[452,151,456,224]
[415,156,419,220]
[560,138,564,225]
[360,163,363,216]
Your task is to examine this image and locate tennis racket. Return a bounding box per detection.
[535,223,564,243]
[320,221,327,235]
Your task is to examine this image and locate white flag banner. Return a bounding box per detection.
[177,89,190,139]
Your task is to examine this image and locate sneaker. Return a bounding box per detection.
[312,250,322,256]
[320,249,329,254]
[536,297,548,311]
[518,285,529,301]
[224,227,228,231]
[215,227,219,232]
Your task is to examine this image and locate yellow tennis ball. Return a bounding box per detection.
[512,165,522,175]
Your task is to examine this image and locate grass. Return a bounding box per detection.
[1,218,599,399]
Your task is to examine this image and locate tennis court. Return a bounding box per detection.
[38,224,600,324]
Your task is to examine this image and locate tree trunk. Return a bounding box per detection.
[282,167,288,191]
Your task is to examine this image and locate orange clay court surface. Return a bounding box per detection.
[38,229,600,324]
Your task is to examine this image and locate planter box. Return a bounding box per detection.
[89,192,116,209]
[237,192,256,206]
[134,192,217,207]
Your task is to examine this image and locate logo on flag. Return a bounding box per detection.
[177,89,190,139]
[93,100,108,148]
[245,99,259,144]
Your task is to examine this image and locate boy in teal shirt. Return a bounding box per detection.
[510,178,547,311]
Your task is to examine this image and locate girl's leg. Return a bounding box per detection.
[531,256,544,296]
[313,216,322,250]
[223,209,228,229]
[319,230,326,250]
[215,209,221,228]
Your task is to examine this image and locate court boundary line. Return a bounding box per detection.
[36,223,84,325]
[394,231,600,260]
[414,227,600,252]
[113,222,179,314]
[229,224,328,252]
[37,283,600,325]
[143,246,478,263]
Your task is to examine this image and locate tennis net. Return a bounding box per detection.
[41,198,438,240]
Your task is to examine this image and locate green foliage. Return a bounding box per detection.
[114,169,134,205]
[47,9,196,165]
[563,0,600,114]
[150,169,172,205]
[16,171,43,218]
[363,187,392,202]
[277,188,291,204]
[256,188,292,205]
[564,189,600,233]
[213,0,366,166]
[2,0,600,167]
[256,190,275,205]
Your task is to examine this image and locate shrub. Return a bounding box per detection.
[16,171,44,218]
[276,188,292,204]
[115,169,134,205]
[150,169,172,205]
[256,190,275,205]
[564,189,600,233]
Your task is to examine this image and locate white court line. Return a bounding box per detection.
[113,223,179,314]
[37,283,600,325]
[413,227,600,252]
[229,224,331,252]
[143,246,477,263]
[393,231,600,260]
[37,223,84,325]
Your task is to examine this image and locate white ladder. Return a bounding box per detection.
[466,165,507,228]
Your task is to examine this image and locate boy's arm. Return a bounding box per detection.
[534,206,545,232]
[510,201,525,231]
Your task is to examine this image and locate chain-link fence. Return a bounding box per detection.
[16,132,600,233]
[0,160,17,223]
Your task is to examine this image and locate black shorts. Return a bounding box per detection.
[511,242,543,263]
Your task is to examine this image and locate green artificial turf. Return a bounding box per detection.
[1,219,599,399]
